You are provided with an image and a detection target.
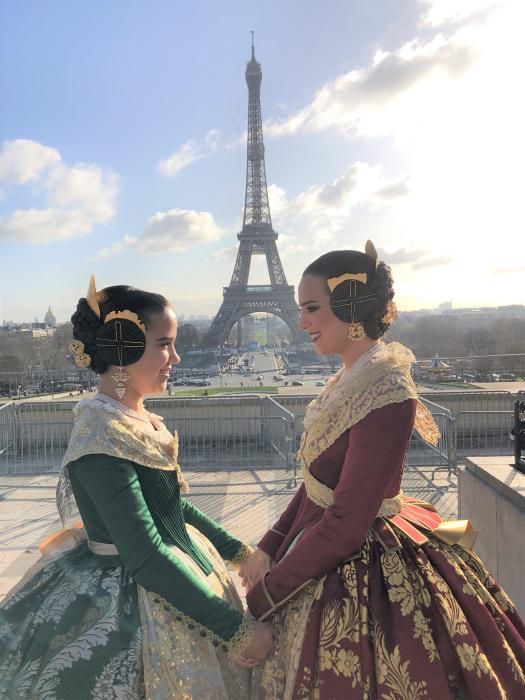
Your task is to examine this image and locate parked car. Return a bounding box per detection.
[256,375,264,381]
[315,380,326,387]
[292,380,304,386]
[273,375,283,381]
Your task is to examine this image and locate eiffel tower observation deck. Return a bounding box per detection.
[205,35,303,348]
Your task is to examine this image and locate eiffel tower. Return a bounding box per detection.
[205,35,303,348]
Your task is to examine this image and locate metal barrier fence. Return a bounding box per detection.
[145,395,295,471]
[407,398,455,477]
[0,395,295,474]
[0,402,17,465]
[0,391,519,476]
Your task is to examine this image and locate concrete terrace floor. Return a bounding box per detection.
[0,465,458,601]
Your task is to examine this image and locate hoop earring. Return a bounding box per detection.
[347,322,365,342]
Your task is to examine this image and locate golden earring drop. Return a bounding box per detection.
[111,367,130,399]
[347,323,365,341]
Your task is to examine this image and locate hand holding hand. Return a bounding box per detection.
[233,621,274,668]
[238,548,272,590]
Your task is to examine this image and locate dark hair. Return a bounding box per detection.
[71,286,170,374]
[303,250,394,339]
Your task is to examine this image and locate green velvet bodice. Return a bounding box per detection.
[68,454,246,642]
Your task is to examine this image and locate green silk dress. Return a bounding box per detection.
[0,395,252,699]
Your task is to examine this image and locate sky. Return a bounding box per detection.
[0,0,523,323]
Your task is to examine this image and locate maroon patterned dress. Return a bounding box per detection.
[247,396,525,699]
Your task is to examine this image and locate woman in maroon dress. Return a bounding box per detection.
[240,242,525,699]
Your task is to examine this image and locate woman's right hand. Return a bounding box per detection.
[238,548,272,590]
[233,621,274,667]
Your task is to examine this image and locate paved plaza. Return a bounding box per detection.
[0,465,457,601]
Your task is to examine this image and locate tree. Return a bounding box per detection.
[0,354,22,372]
[176,324,200,352]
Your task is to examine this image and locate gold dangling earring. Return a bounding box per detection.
[112,366,130,399]
[347,322,365,341]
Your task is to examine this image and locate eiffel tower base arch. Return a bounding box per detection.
[204,286,304,347]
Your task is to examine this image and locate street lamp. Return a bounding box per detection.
[50,380,54,400]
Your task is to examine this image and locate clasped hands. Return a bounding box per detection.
[232,548,274,668]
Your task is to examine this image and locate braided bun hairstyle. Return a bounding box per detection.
[303,250,395,340]
[71,285,170,374]
[364,261,395,339]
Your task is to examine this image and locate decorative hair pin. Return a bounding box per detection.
[382,301,398,325]
[104,310,146,333]
[327,272,368,292]
[69,340,91,368]
[325,239,382,342]
[87,274,101,318]
[365,239,378,267]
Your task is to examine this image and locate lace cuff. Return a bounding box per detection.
[227,543,254,568]
[226,617,255,659]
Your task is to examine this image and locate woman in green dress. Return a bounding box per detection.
[0,278,273,699]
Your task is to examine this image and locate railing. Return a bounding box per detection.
[145,394,295,472]
[454,410,513,460]
[407,398,455,477]
[0,402,17,464]
[0,391,518,476]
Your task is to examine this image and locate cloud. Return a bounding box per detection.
[419,0,497,27]
[90,234,137,260]
[0,208,104,242]
[0,139,119,243]
[0,139,61,185]
[209,244,238,263]
[375,178,410,200]
[294,163,375,214]
[92,208,223,259]
[412,255,453,270]
[378,246,427,264]
[44,163,119,220]
[265,32,477,140]
[138,208,222,252]
[157,129,220,176]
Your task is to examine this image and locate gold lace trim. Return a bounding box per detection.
[146,589,254,659]
[298,373,418,470]
[227,543,254,568]
[415,400,441,447]
[57,397,184,524]
[147,591,226,647]
[297,343,439,472]
[301,464,334,508]
[302,464,404,518]
[227,617,256,659]
[377,493,403,517]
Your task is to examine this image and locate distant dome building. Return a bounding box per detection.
[44,305,57,327]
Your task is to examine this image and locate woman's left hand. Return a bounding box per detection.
[238,548,272,590]
[232,621,274,667]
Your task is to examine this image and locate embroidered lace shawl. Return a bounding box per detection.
[297,341,439,472]
[56,396,184,524]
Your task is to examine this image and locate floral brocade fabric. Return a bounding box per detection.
[252,530,525,699]
[0,526,250,700]
[250,342,525,699]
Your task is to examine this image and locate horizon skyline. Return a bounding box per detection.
[1,0,523,322]
[3,300,525,327]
